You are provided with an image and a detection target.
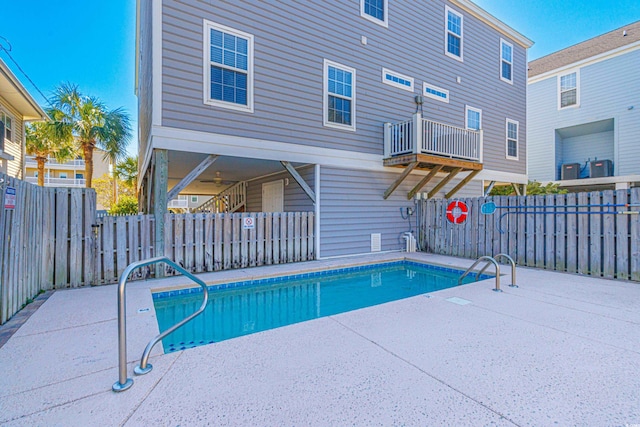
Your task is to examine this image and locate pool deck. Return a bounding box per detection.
[1,253,639,426]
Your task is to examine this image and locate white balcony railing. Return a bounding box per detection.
[25,155,85,168]
[384,113,482,162]
[25,176,87,187]
[167,198,189,208]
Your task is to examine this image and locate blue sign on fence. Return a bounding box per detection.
[4,186,16,209]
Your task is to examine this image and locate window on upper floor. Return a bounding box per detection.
[506,119,519,160]
[445,6,463,61]
[558,71,579,109]
[465,106,482,130]
[60,172,68,179]
[423,82,449,103]
[191,196,198,203]
[382,68,413,91]
[0,110,13,150]
[76,173,84,179]
[500,39,513,84]
[324,59,356,131]
[361,0,388,27]
[204,20,254,113]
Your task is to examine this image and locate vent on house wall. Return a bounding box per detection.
[371,233,381,252]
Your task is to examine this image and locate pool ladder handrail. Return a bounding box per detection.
[458,256,502,292]
[112,256,209,392]
[479,253,517,288]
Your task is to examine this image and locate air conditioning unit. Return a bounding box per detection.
[590,160,613,178]
[561,163,580,180]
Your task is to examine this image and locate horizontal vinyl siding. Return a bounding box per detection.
[138,0,153,169]
[246,165,315,212]
[0,99,24,179]
[160,0,527,172]
[319,166,483,257]
[528,48,640,180]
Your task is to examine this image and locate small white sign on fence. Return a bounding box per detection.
[243,216,255,229]
[4,186,16,209]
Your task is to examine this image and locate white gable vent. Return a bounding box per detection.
[371,233,381,252]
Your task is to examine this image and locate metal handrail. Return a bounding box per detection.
[479,253,517,288]
[112,256,209,392]
[458,256,502,292]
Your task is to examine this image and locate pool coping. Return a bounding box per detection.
[150,257,497,299]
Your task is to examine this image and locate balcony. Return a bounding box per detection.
[25,155,85,169]
[382,113,483,200]
[25,176,87,188]
[167,197,189,209]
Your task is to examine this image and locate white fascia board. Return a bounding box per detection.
[450,0,533,48]
[528,41,640,84]
[151,125,382,171]
[476,169,528,184]
[134,0,140,96]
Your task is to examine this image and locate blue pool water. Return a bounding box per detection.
[152,261,490,353]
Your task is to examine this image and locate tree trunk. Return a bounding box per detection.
[36,157,46,187]
[83,143,95,188]
[112,165,118,205]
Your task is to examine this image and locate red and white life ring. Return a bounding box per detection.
[446,200,469,224]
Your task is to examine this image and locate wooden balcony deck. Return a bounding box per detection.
[383,114,483,200]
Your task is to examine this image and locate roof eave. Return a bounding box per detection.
[0,58,49,121]
[450,0,534,49]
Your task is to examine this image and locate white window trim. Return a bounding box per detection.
[423,82,449,103]
[0,109,14,144]
[202,19,254,113]
[382,68,414,92]
[444,6,464,62]
[505,118,519,160]
[500,38,514,85]
[360,0,388,27]
[323,59,356,132]
[557,69,580,110]
[465,105,482,130]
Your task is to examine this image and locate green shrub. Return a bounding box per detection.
[108,195,139,215]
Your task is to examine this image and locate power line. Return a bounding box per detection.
[0,35,52,108]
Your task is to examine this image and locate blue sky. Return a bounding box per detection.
[1,1,639,157]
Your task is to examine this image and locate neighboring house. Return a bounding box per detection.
[528,21,640,191]
[136,0,532,258]
[0,58,48,178]
[24,148,110,188]
[167,194,212,212]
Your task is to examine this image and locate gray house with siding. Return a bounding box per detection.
[136,0,532,258]
[528,20,640,192]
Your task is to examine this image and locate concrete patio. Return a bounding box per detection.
[1,253,639,426]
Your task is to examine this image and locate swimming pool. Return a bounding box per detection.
[152,261,491,353]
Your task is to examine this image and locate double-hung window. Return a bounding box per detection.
[558,71,579,109]
[500,39,513,84]
[360,0,388,27]
[204,20,254,112]
[324,59,356,131]
[0,110,12,152]
[465,106,482,131]
[506,119,519,160]
[445,6,463,61]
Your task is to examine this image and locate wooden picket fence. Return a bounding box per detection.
[0,173,96,324]
[93,212,315,285]
[418,188,640,281]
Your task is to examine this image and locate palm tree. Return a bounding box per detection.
[51,83,132,188]
[25,110,76,186]
[115,155,139,193]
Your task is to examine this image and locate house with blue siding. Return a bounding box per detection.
[528,20,640,192]
[136,0,532,258]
